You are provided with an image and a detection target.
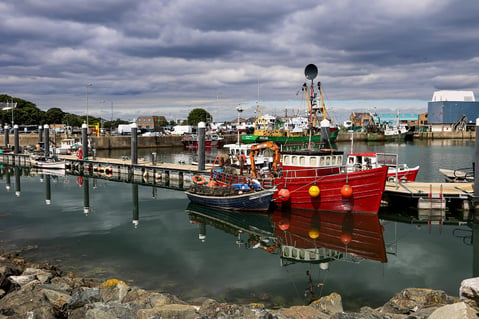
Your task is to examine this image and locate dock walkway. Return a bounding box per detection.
[0,153,211,187]
[384,181,473,210]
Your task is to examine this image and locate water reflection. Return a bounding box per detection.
[5,166,10,191]
[185,203,388,303]
[0,164,476,309]
[132,183,139,228]
[187,203,387,263]
[14,166,20,197]
[272,209,387,265]
[45,175,51,205]
[83,177,90,215]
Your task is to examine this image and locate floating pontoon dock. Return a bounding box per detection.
[383,181,473,211]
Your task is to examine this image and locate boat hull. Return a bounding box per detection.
[31,160,66,170]
[242,129,339,145]
[185,188,275,212]
[273,166,388,214]
[183,140,223,148]
[387,165,419,182]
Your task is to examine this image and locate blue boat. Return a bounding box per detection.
[185,183,275,212]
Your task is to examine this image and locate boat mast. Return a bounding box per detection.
[318,82,327,121]
[257,78,262,119]
[304,64,318,150]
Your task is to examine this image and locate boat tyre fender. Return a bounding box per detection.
[192,175,206,185]
[387,176,397,183]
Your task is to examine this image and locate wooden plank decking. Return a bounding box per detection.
[385,181,473,198]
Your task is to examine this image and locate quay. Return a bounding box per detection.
[0,130,475,151]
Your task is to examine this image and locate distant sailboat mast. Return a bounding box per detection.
[256,78,262,119]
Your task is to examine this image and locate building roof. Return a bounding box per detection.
[432,90,475,102]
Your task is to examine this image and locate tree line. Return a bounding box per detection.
[0,94,214,130]
[0,94,129,129]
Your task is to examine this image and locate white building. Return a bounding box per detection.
[431,90,475,102]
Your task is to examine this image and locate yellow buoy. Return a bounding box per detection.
[309,185,320,198]
[308,227,320,239]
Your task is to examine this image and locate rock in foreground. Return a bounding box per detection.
[0,253,476,318]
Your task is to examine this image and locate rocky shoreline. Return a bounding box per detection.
[1,252,479,319]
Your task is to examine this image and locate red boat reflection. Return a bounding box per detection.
[271,208,387,265]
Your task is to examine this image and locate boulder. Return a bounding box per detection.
[100,279,130,303]
[83,302,140,319]
[23,267,53,283]
[41,286,71,310]
[460,277,479,310]
[198,299,256,319]
[381,288,454,314]
[137,304,198,319]
[429,301,478,319]
[67,287,101,310]
[0,281,54,318]
[310,292,343,314]
[275,305,330,319]
[8,274,37,287]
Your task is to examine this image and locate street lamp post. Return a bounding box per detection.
[100,100,105,135]
[85,83,92,127]
[236,105,243,145]
[110,101,114,133]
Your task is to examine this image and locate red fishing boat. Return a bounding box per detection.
[181,132,224,148]
[346,152,419,182]
[209,64,388,214]
[210,140,388,214]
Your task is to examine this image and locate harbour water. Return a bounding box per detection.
[0,139,476,311]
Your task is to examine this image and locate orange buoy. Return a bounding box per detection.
[309,185,320,198]
[340,232,352,245]
[206,180,217,187]
[340,184,353,198]
[278,219,290,231]
[278,188,290,201]
[308,227,320,239]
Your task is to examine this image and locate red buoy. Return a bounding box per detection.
[340,184,353,198]
[278,219,290,231]
[340,232,352,245]
[278,188,290,201]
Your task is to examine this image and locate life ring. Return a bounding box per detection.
[76,148,83,159]
[192,175,206,185]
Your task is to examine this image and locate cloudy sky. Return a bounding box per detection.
[2,0,479,123]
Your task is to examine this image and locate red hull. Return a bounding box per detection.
[273,166,388,214]
[183,140,222,148]
[387,166,419,182]
[271,209,387,263]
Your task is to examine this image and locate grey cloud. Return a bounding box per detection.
[1,0,478,121]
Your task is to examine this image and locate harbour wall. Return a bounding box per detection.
[0,131,475,150]
[330,131,475,142]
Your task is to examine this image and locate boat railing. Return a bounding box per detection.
[453,167,474,179]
